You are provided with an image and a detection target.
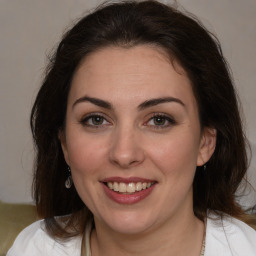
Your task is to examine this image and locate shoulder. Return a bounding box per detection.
[205,212,256,256]
[7,220,82,256]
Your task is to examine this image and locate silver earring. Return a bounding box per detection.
[203,164,207,171]
[65,166,73,189]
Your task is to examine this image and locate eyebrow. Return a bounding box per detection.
[72,96,112,109]
[72,96,185,110]
[138,97,185,110]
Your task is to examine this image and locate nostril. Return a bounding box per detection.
[109,135,145,168]
[109,148,145,168]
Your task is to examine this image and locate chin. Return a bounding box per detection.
[98,210,158,235]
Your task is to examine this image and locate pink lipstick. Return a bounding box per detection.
[101,177,157,204]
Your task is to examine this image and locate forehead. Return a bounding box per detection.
[69,45,196,109]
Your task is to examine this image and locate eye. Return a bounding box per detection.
[146,114,176,128]
[152,116,167,126]
[80,114,111,127]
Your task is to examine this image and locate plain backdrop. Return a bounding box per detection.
[0,0,256,203]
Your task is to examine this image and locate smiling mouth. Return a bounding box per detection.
[104,181,155,194]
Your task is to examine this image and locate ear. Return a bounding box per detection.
[58,130,70,166]
[197,127,216,166]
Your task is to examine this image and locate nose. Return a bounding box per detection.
[109,126,145,169]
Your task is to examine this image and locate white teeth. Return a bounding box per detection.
[119,182,126,193]
[127,183,135,193]
[106,181,154,193]
[107,182,113,189]
[113,182,119,191]
[136,182,142,191]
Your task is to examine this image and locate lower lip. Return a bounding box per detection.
[102,183,156,204]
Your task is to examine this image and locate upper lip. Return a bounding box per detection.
[101,176,156,184]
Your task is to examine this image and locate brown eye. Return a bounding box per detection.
[146,114,176,129]
[81,114,110,127]
[91,116,104,125]
[153,116,167,126]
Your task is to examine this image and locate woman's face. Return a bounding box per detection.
[61,45,215,235]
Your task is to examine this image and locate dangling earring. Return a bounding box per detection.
[65,166,73,189]
[203,164,207,171]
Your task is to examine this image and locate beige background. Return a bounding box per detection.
[0,0,255,203]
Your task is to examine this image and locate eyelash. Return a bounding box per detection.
[80,113,111,128]
[80,113,176,129]
[145,113,177,129]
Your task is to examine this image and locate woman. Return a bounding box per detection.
[7,1,256,255]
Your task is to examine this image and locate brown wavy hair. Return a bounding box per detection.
[30,0,256,240]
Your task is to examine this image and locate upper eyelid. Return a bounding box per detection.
[80,112,112,125]
[81,112,108,120]
[79,112,176,125]
[80,112,175,119]
[146,112,175,120]
[146,114,176,125]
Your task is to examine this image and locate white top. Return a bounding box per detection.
[7,214,256,256]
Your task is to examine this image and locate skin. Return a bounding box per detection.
[60,45,216,256]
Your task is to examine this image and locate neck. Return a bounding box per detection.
[90,209,205,256]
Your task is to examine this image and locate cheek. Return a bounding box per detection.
[147,131,200,177]
[66,133,108,175]
[65,134,109,206]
